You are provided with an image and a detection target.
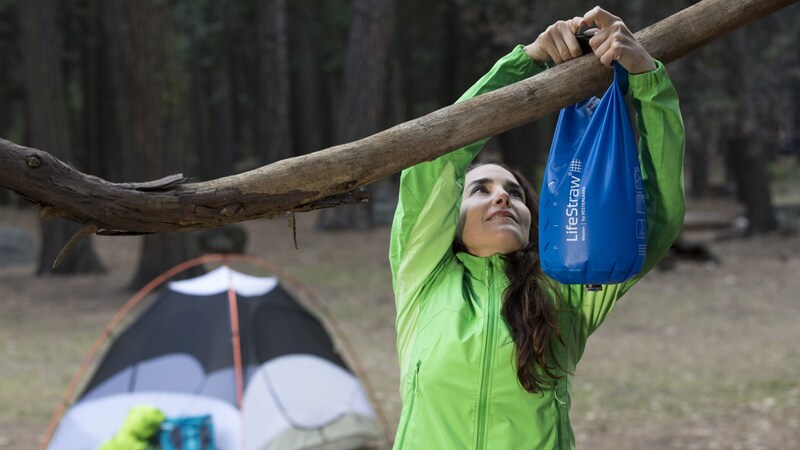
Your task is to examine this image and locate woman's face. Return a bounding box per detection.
[458,164,532,257]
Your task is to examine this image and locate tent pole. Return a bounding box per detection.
[226,254,396,447]
[226,265,246,408]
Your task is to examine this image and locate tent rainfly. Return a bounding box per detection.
[43,258,384,450]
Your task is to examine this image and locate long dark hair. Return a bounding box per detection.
[456,161,561,393]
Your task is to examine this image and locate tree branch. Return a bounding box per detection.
[53,223,99,268]
[1,0,796,235]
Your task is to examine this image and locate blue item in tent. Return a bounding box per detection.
[160,415,215,450]
[539,62,646,285]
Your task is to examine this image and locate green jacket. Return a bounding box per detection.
[389,46,685,450]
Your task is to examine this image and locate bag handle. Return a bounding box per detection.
[613,61,629,95]
[575,31,629,94]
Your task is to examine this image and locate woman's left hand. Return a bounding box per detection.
[583,6,656,74]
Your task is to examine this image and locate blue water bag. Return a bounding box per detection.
[539,62,646,285]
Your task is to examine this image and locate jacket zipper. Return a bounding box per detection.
[475,260,496,449]
[396,360,421,448]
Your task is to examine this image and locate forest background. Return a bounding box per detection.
[1,0,799,283]
[1,0,799,448]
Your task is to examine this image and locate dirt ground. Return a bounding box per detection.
[1,204,799,449]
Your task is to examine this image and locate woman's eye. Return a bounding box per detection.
[509,190,523,199]
[471,186,488,195]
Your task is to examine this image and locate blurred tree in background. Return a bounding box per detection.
[317,0,395,229]
[1,0,798,285]
[18,0,105,274]
[123,0,203,290]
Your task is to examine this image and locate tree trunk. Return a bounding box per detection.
[729,132,778,234]
[84,0,129,182]
[256,0,293,164]
[317,0,396,230]
[210,7,237,179]
[192,66,237,181]
[83,0,103,179]
[190,63,214,180]
[104,0,135,182]
[793,81,800,160]
[211,66,237,179]
[729,67,779,234]
[124,0,200,290]
[783,21,800,160]
[724,27,779,234]
[187,6,237,182]
[18,0,105,275]
[688,138,710,198]
[686,112,711,199]
[394,0,413,122]
[291,0,325,156]
[0,2,22,206]
[438,0,461,107]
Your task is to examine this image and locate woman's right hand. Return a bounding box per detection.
[524,16,585,66]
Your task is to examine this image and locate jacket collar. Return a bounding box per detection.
[455,251,506,282]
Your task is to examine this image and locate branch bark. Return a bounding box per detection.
[1,0,796,235]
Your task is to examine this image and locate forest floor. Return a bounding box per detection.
[1,201,799,449]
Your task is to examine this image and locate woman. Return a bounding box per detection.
[389,7,685,450]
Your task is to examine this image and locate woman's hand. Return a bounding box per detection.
[524,17,585,66]
[583,7,655,74]
[524,6,656,74]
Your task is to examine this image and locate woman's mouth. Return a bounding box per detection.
[488,210,517,223]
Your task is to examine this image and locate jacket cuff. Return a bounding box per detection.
[511,44,547,75]
[628,59,669,95]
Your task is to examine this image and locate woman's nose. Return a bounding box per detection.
[494,191,510,205]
